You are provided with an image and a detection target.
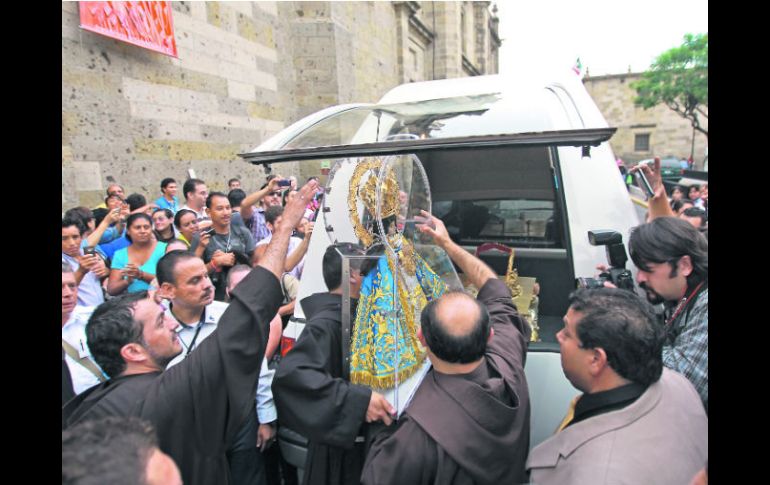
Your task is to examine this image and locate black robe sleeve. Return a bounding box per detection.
[272,318,372,449]
[143,266,283,455]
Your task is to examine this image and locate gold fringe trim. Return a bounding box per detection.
[350,357,427,390]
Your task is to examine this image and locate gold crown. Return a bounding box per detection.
[359,165,400,219]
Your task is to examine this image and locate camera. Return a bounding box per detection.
[576,230,635,291]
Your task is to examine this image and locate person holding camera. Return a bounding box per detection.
[628,217,708,412]
[200,192,256,301]
[241,176,287,245]
[630,158,708,412]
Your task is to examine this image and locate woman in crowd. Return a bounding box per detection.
[152,208,176,243]
[106,213,167,295]
[172,208,210,258]
[174,209,199,248]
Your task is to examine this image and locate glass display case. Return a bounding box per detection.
[323,154,463,415]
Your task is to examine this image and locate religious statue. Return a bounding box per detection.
[347,158,448,390]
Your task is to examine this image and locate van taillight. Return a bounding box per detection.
[280,336,296,357]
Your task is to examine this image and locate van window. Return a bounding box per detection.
[432,199,562,249]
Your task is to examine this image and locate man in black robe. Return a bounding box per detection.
[362,211,532,485]
[62,180,320,485]
[272,243,397,485]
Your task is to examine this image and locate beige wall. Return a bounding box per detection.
[583,73,708,169]
[62,1,500,211]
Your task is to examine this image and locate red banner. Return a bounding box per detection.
[79,2,177,58]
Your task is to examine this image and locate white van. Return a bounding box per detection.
[241,71,641,478]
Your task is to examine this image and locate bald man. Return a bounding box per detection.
[362,211,532,485]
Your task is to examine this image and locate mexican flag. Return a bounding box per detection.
[572,57,582,76]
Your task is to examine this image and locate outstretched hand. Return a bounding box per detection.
[630,156,666,199]
[415,210,451,248]
[280,180,319,231]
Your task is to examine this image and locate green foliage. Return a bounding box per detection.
[632,33,708,137]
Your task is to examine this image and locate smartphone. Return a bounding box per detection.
[84,246,97,257]
[277,179,291,187]
[200,228,214,237]
[635,170,655,198]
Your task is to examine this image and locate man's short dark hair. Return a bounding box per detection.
[682,207,707,227]
[156,250,197,286]
[64,207,94,228]
[322,243,364,291]
[420,292,490,364]
[62,217,86,236]
[62,416,159,485]
[629,216,708,287]
[205,191,228,209]
[228,178,240,186]
[671,198,694,213]
[126,193,147,212]
[160,177,176,190]
[265,205,284,225]
[92,207,109,227]
[86,291,148,378]
[228,189,246,208]
[226,264,252,290]
[568,288,664,386]
[124,213,153,243]
[183,178,205,200]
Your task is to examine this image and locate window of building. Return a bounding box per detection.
[634,133,650,152]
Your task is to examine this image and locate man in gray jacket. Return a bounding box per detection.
[526,288,707,485]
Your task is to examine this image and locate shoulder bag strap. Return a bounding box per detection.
[61,339,107,382]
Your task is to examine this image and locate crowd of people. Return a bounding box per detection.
[63,160,708,485]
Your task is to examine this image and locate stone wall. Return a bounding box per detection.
[583,73,708,169]
[62,1,500,211]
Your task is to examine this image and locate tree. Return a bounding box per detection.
[632,33,708,139]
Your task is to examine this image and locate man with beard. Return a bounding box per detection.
[628,217,708,412]
[62,179,320,485]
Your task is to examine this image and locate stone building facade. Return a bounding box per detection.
[62,1,501,211]
[583,72,708,169]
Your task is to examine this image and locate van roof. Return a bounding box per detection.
[241,71,614,165]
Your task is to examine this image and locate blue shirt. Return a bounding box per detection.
[98,235,131,260]
[155,195,180,214]
[111,242,168,292]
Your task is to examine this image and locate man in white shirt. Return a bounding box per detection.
[62,218,109,307]
[157,250,276,485]
[62,262,106,404]
[254,205,312,279]
[180,178,211,223]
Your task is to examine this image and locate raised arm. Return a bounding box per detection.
[258,180,318,280]
[285,221,313,272]
[86,208,122,248]
[241,177,283,222]
[631,156,675,219]
[416,210,497,289]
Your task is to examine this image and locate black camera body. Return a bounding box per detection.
[576,230,635,291]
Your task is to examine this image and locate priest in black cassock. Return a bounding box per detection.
[272,243,397,485]
[361,211,532,485]
[62,180,320,485]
